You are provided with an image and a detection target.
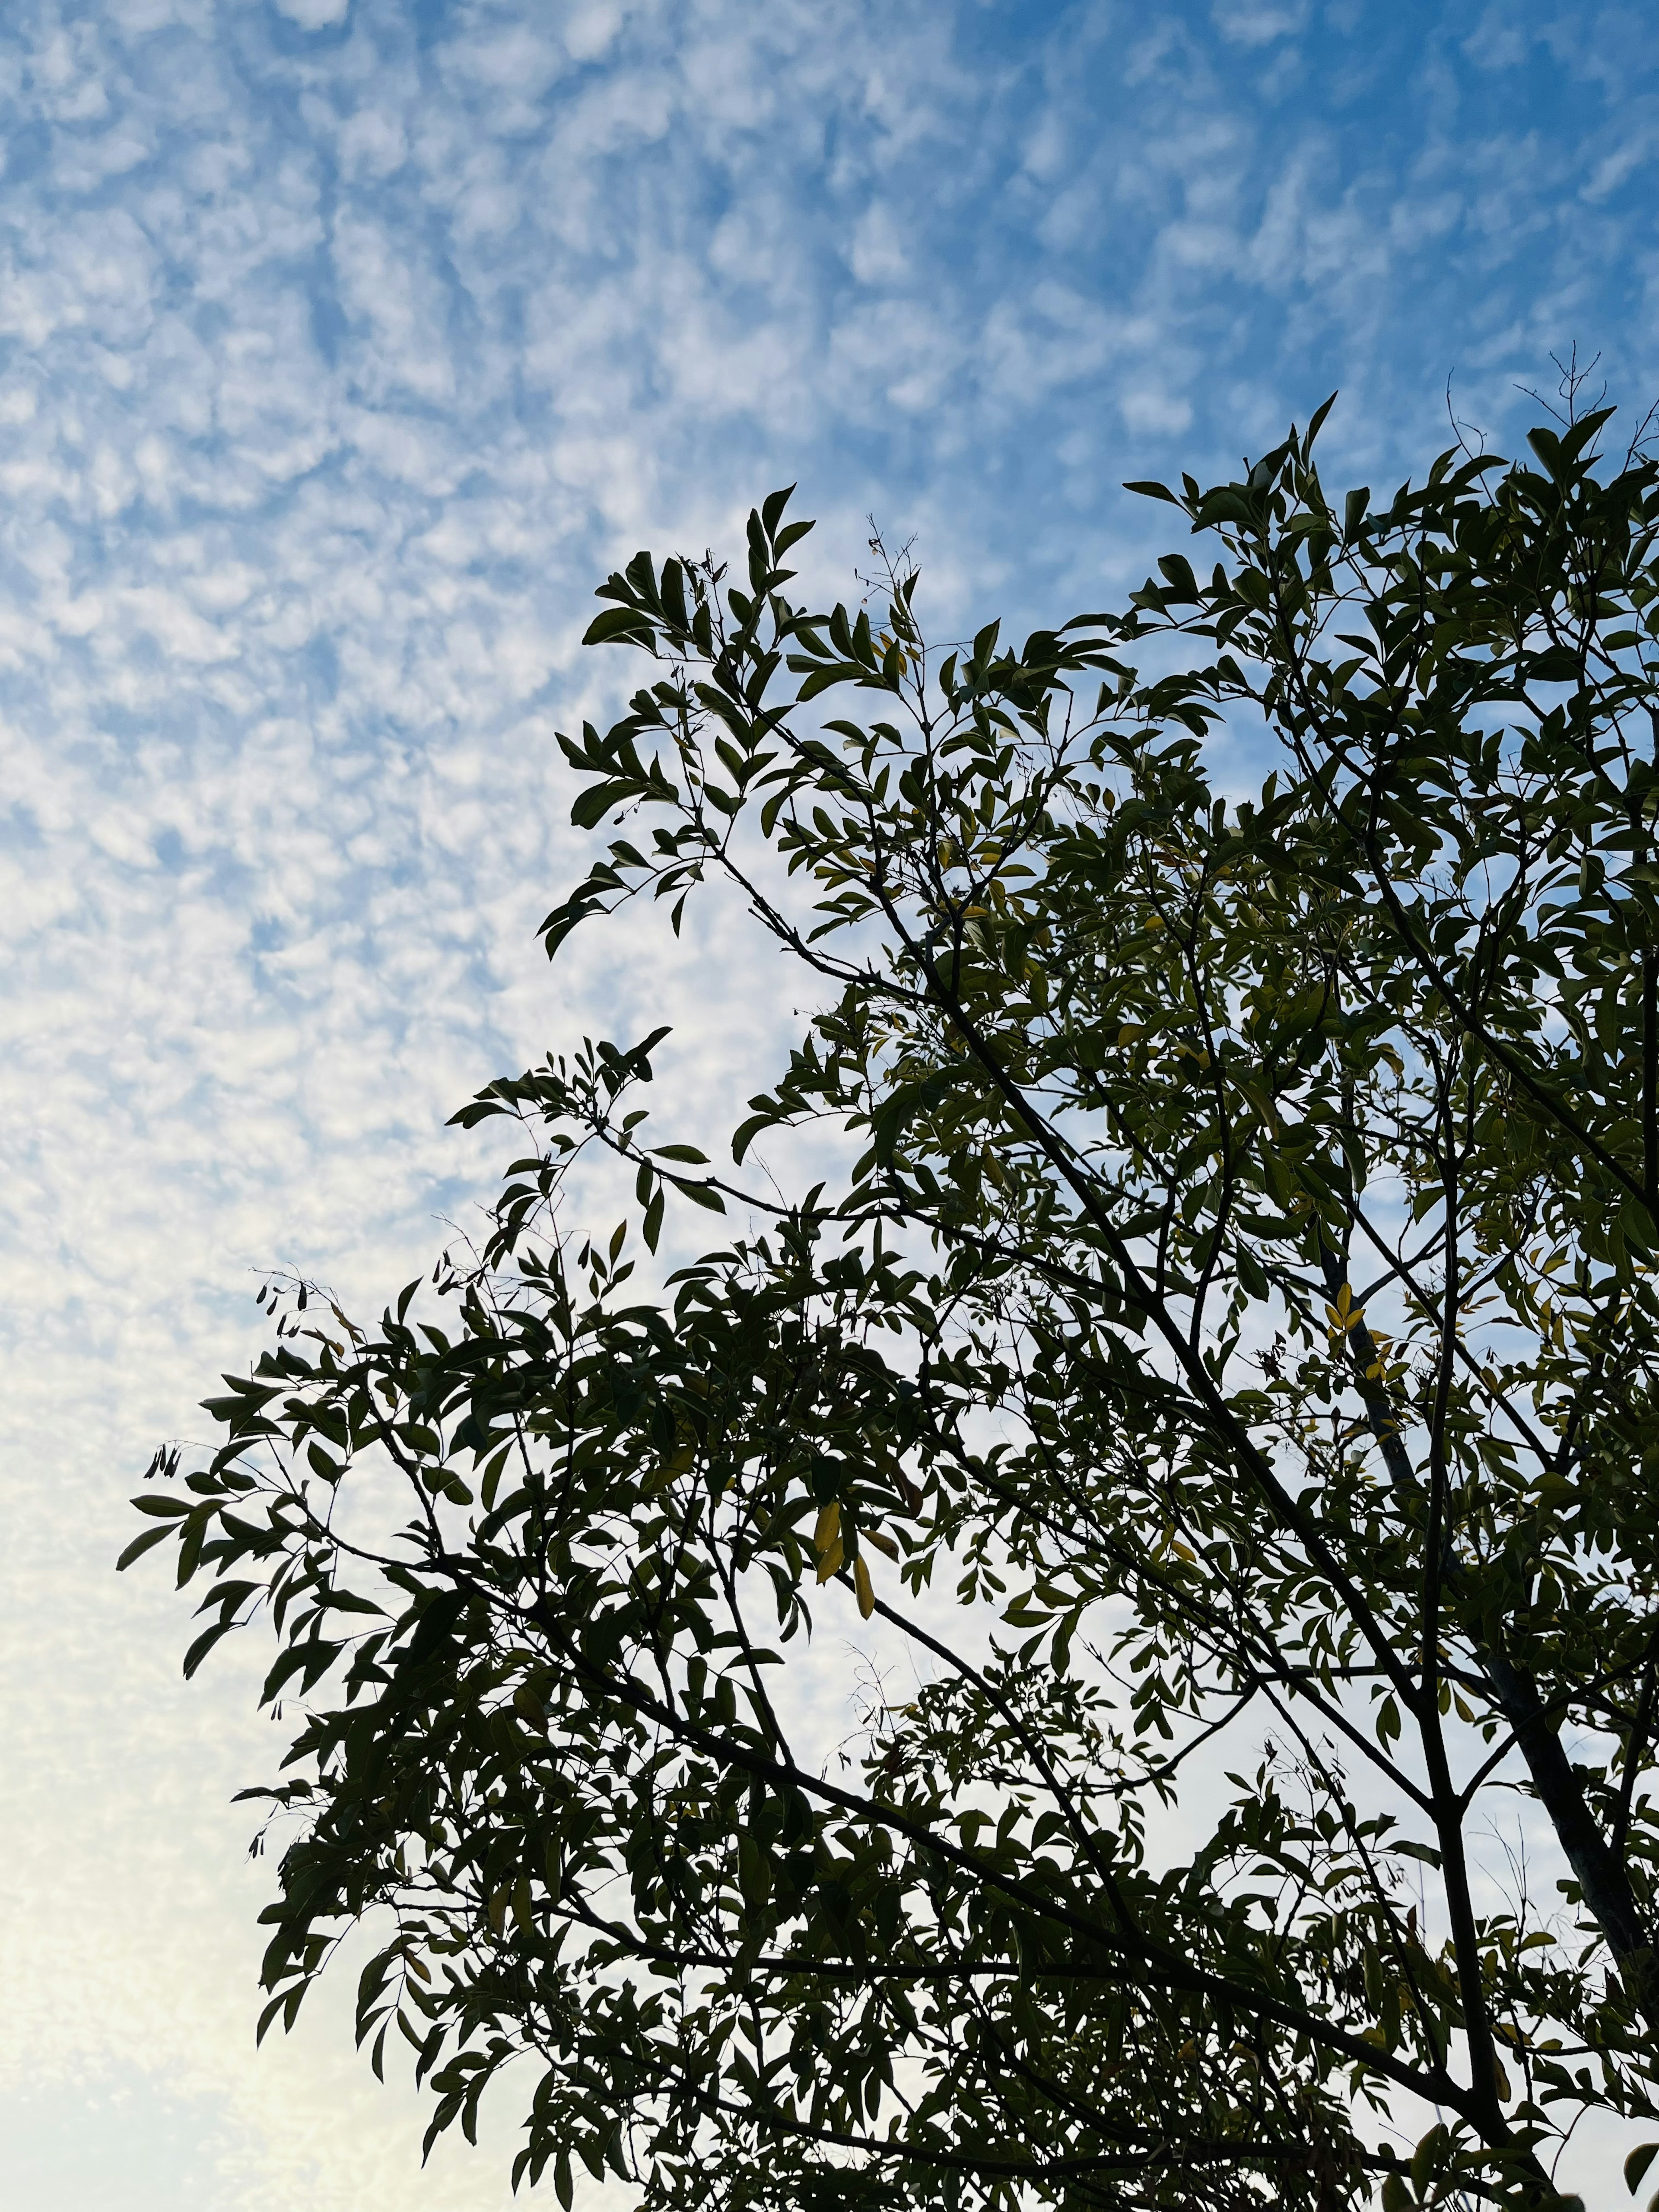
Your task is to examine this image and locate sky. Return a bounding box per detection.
[3,1,1658,2206]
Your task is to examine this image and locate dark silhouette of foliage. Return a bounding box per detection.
[129,385,1659,2209]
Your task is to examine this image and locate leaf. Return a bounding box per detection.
[582,607,656,648]
[116,1522,176,1571]
[137,418,1659,2209]
[1627,2145,1659,2195]
[1526,425,1562,476]
[1412,2125,1449,2190]
[731,1112,773,1163]
[405,1590,466,1665]
[182,1617,239,1679]
[130,1493,192,1519]
[1157,553,1199,602]
[1392,1839,1441,1868]
[796,662,868,701]
[854,1555,874,1618]
[255,1986,292,2047]
[570,779,639,830]
[1560,404,1615,462]
[642,1187,665,1252]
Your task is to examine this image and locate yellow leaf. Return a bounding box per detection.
[855,1556,874,1618]
[814,1500,841,1555]
[816,1537,845,1583]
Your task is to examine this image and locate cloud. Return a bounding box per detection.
[1462,4,1533,71]
[1211,0,1308,47]
[3,1,1659,2205]
[275,0,352,27]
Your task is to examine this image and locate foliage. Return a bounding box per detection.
[127,387,1659,2209]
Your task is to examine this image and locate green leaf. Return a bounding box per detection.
[137,416,1659,2211]
[582,607,656,647]
[1411,2124,1448,2190]
[116,1522,177,1571]
[642,1188,665,1251]
[570,780,639,830]
[1392,1839,1441,1868]
[1156,553,1199,601]
[1526,425,1562,475]
[731,1112,773,1164]
[183,1617,238,1680]
[1627,2144,1659,2195]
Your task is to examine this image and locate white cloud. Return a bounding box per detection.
[274,0,352,27]
[849,199,908,284]
[1462,5,1532,71]
[1211,0,1307,47]
[336,102,409,180]
[2,1,1657,2206]
[1119,383,1192,436]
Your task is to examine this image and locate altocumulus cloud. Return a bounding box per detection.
[3,1,1658,2205]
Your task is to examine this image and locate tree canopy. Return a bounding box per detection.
[127,387,1659,2210]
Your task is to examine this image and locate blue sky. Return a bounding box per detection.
[3,3,1657,2207]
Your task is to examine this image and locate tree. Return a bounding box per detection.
[127,387,1659,2211]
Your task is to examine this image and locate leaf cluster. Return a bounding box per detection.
[128,400,1659,2210]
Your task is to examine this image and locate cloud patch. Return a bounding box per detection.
[5,2,1659,2206]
